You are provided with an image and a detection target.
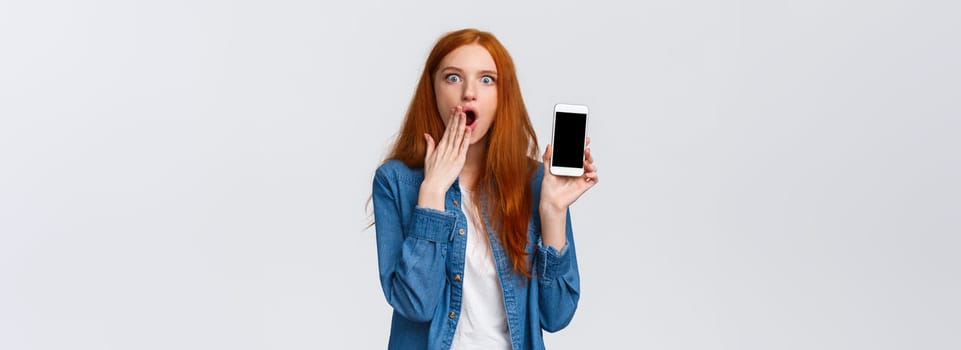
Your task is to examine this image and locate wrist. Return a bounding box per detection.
[539,202,567,217]
[418,184,447,211]
[539,207,567,251]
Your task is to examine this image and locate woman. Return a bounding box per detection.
[371,28,598,350]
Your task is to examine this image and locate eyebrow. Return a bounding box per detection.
[438,66,498,76]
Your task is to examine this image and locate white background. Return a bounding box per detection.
[2,0,959,349]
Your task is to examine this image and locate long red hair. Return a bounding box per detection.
[386,28,539,276]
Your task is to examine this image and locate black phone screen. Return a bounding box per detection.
[552,112,587,168]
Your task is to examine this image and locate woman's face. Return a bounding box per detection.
[433,43,498,145]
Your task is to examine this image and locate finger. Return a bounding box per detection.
[424,133,435,158]
[439,107,458,147]
[585,136,591,147]
[451,109,466,153]
[459,126,472,155]
[585,165,599,183]
[445,112,461,155]
[542,144,553,170]
[585,147,594,164]
[437,120,452,149]
[585,163,598,176]
[445,106,462,150]
[588,173,599,184]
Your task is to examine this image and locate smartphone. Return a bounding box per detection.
[550,103,589,177]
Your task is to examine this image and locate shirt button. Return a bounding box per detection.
[453,200,459,207]
[449,311,456,319]
[458,228,465,235]
[454,273,461,281]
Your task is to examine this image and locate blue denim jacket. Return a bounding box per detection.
[372,159,580,350]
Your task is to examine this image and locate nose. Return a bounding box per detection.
[462,80,476,102]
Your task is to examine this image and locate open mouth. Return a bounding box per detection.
[465,110,477,126]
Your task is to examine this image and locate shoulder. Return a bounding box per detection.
[374,159,424,186]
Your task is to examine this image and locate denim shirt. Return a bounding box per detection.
[372,159,581,350]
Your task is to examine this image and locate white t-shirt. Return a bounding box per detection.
[449,185,512,350]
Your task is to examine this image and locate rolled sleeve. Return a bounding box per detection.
[537,240,572,286]
[409,206,457,242]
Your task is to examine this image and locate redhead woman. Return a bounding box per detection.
[371,28,599,350]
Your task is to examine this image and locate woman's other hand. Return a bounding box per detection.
[540,137,599,214]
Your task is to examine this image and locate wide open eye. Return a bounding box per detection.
[480,75,495,84]
[445,74,462,83]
